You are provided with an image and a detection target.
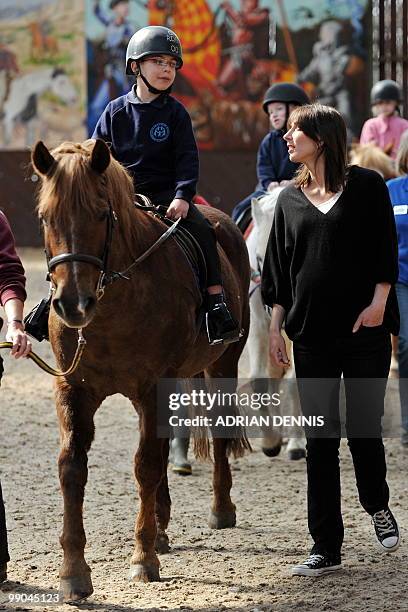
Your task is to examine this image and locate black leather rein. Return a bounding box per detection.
[45,201,180,300]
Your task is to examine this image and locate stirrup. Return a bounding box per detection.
[205,312,243,346]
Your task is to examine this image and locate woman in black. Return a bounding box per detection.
[261,103,401,576]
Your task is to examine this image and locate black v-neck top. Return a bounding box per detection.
[261,165,399,342]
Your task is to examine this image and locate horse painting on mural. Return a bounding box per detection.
[1,68,77,146]
[246,187,306,460]
[31,138,251,603]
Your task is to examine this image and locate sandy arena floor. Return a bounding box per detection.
[0,249,407,612]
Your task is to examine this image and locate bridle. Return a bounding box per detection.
[45,202,118,301]
[45,200,180,301]
[19,200,180,378]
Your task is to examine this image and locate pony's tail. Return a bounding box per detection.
[192,433,252,462]
[226,434,252,459]
[180,374,252,462]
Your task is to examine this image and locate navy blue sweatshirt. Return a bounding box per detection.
[257,130,299,190]
[92,88,199,205]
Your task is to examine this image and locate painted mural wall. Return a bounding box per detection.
[0,0,86,150]
[87,0,370,151]
[0,0,370,151]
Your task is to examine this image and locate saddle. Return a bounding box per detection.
[134,195,208,295]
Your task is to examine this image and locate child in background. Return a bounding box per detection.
[360,79,408,159]
[231,82,309,227]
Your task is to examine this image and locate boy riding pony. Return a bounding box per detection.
[92,25,240,345]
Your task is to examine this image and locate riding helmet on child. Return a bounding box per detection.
[262,82,310,113]
[370,79,402,105]
[262,82,310,130]
[125,25,183,95]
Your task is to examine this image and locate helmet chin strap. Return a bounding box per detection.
[138,64,173,95]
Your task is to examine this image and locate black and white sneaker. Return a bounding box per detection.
[291,553,342,577]
[372,508,401,553]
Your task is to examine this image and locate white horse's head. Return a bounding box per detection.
[50,68,77,105]
[251,187,285,264]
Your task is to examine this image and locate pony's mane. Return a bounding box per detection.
[36,139,140,248]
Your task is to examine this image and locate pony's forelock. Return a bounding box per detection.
[36,140,136,244]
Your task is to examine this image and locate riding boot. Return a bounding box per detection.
[170,437,192,476]
[206,293,242,345]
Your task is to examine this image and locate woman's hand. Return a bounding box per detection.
[352,283,390,332]
[269,330,290,368]
[6,321,32,358]
[267,181,279,192]
[352,303,385,332]
[166,198,190,220]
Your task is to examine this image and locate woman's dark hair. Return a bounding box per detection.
[287,103,348,192]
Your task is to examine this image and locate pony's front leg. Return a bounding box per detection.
[208,438,236,529]
[155,440,171,554]
[56,383,100,603]
[129,393,166,582]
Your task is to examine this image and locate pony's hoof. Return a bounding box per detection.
[128,563,160,583]
[155,531,170,554]
[288,448,306,460]
[208,509,236,529]
[171,462,192,476]
[59,574,93,603]
[262,444,282,457]
[261,432,282,457]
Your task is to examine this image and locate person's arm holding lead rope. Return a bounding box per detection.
[0,211,31,361]
[4,299,31,358]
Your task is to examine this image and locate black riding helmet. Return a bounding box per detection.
[262,82,310,114]
[262,82,310,133]
[126,26,183,94]
[371,79,402,105]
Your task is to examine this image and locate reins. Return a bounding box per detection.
[249,254,264,299]
[46,202,181,300]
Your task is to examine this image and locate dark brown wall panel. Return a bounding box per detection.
[0,151,42,247]
[0,150,256,246]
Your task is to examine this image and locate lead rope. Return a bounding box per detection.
[0,329,86,377]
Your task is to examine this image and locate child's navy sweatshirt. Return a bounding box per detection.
[257,130,299,190]
[92,88,199,205]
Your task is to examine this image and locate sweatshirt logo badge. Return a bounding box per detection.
[150,123,170,142]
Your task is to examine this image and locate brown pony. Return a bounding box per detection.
[31,138,250,603]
